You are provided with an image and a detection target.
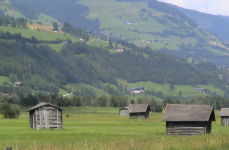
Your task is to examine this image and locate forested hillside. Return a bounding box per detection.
[2,0,229,67]
[0,0,229,107]
[0,24,225,96]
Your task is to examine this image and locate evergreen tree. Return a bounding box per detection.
[53,22,58,31]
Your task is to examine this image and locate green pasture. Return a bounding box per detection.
[66,83,110,98]
[0,108,228,149]
[0,26,77,41]
[116,79,224,97]
[0,76,10,85]
[86,38,109,47]
[59,88,69,96]
[77,0,229,53]
[31,13,61,26]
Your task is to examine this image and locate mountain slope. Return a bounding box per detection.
[169,3,229,42]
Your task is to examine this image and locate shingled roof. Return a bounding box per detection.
[162,104,215,122]
[129,104,151,113]
[27,102,64,112]
[220,108,229,117]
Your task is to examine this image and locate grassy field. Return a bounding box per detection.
[0,25,80,52]
[0,108,228,149]
[116,79,225,97]
[0,76,10,85]
[66,83,110,98]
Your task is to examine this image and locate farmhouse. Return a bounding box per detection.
[27,102,64,129]
[195,88,205,93]
[220,108,229,126]
[162,104,215,135]
[2,93,10,97]
[119,107,129,116]
[62,41,68,45]
[129,87,145,94]
[129,104,151,119]
[14,82,22,86]
[115,47,124,52]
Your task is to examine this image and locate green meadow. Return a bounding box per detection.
[0,108,228,149]
[116,79,224,97]
[77,0,228,53]
[0,26,79,52]
[0,76,10,85]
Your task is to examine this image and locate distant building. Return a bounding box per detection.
[27,102,64,129]
[195,88,205,93]
[162,104,215,135]
[101,32,107,35]
[146,40,153,43]
[2,93,10,97]
[62,41,68,45]
[220,108,229,126]
[115,47,124,52]
[14,82,22,86]
[125,21,134,24]
[119,107,129,116]
[129,104,151,119]
[129,87,145,94]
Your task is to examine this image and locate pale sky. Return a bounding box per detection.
[158,0,229,16]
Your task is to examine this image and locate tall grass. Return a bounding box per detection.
[0,109,227,150]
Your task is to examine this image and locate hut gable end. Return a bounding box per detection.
[27,102,63,129]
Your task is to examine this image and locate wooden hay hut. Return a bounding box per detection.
[129,104,151,119]
[220,108,229,126]
[27,102,64,129]
[162,104,215,135]
[119,107,129,116]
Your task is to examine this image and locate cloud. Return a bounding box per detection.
[158,0,229,16]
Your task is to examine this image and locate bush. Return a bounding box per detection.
[65,114,70,117]
[151,107,155,112]
[155,105,162,112]
[0,102,21,118]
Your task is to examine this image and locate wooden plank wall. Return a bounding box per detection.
[130,112,148,119]
[166,121,212,135]
[119,109,129,116]
[221,117,229,126]
[34,107,62,129]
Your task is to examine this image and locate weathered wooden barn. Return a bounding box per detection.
[220,108,229,126]
[162,104,215,135]
[129,104,151,119]
[119,107,129,116]
[27,102,64,129]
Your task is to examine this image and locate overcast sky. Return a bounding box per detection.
[158,0,229,16]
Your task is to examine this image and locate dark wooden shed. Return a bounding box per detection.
[162,104,215,135]
[220,108,229,126]
[129,104,151,119]
[119,107,129,116]
[27,102,64,129]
